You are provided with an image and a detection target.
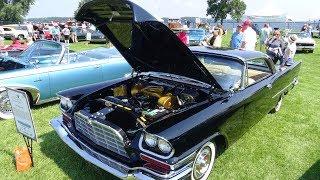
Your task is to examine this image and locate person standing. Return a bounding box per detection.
[260,23,272,50]
[0,26,4,47]
[213,25,224,48]
[240,19,257,51]
[230,25,243,49]
[70,24,78,43]
[38,24,45,39]
[51,23,61,42]
[177,28,189,45]
[62,25,71,44]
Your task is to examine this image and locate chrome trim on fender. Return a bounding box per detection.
[50,117,193,180]
[272,78,298,99]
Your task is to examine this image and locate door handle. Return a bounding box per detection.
[267,83,273,89]
[94,65,101,69]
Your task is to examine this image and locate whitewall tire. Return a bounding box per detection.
[191,142,216,180]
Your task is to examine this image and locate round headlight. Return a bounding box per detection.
[144,134,157,147]
[158,139,172,154]
[60,97,73,111]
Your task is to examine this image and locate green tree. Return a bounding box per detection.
[206,0,246,24]
[229,0,246,22]
[0,0,35,23]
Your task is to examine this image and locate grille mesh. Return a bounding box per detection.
[74,112,129,158]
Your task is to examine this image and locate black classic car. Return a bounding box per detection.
[51,0,301,179]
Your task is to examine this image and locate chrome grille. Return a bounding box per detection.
[74,112,129,158]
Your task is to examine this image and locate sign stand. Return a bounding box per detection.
[6,88,37,169]
[22,135,34,167]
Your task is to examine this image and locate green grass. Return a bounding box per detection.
[1,35,320,180]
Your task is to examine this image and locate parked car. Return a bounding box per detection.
[285,32,316,53]
[2,25,29,39]
[188,29,206,46]
[90,30,107,43]
[73,28,93,42]
[0,40,132,119]
[51,1,301,180]
[0,42,28,57]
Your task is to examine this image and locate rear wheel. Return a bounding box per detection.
[0,91,13,120]
[191,142,216,180]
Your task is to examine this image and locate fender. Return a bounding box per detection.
[0,84,40,105]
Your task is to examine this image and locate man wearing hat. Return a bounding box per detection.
[240,19,257,51]
[282,34,298,69]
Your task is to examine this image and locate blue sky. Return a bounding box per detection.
[27,0,320,21]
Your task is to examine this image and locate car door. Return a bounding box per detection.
[85,48,132,81]
[243,58,277,125]
[49,53,103,97]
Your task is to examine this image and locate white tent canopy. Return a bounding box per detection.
[245,14,289,22]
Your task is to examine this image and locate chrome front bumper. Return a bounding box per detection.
[50,117,192,180]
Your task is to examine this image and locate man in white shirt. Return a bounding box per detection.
[240,19,257,51]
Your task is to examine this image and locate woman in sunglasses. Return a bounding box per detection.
[266,30,286,65]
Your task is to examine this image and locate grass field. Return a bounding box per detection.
[1,35,320,180]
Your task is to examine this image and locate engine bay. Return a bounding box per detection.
[77,76,211,132]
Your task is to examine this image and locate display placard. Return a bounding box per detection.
[6,88,37,141]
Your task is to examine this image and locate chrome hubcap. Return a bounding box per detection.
[193,147,212,179]
[0,91,12,116]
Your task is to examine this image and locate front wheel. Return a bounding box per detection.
[0,91,14,120]
[191,142,216,180]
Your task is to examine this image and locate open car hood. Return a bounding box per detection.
[76,0,221,88]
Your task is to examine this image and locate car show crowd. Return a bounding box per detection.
[169,19,316,72]
[0,20,106,50]
[0,18,316,71]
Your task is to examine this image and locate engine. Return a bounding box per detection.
[77,77,210,132]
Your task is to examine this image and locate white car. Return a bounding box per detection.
[1,25,29,39]
[286,32,316,53]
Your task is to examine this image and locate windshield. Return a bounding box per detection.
[196,54,243,91]
[19,41,62,65]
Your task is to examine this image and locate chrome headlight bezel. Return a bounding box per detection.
[142,132,174,157]
[59,96,73,112]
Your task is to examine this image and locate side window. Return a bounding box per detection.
[246,58,272,86]
[3,28,11,31]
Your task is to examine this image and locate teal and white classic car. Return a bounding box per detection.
[0,40,131,119]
